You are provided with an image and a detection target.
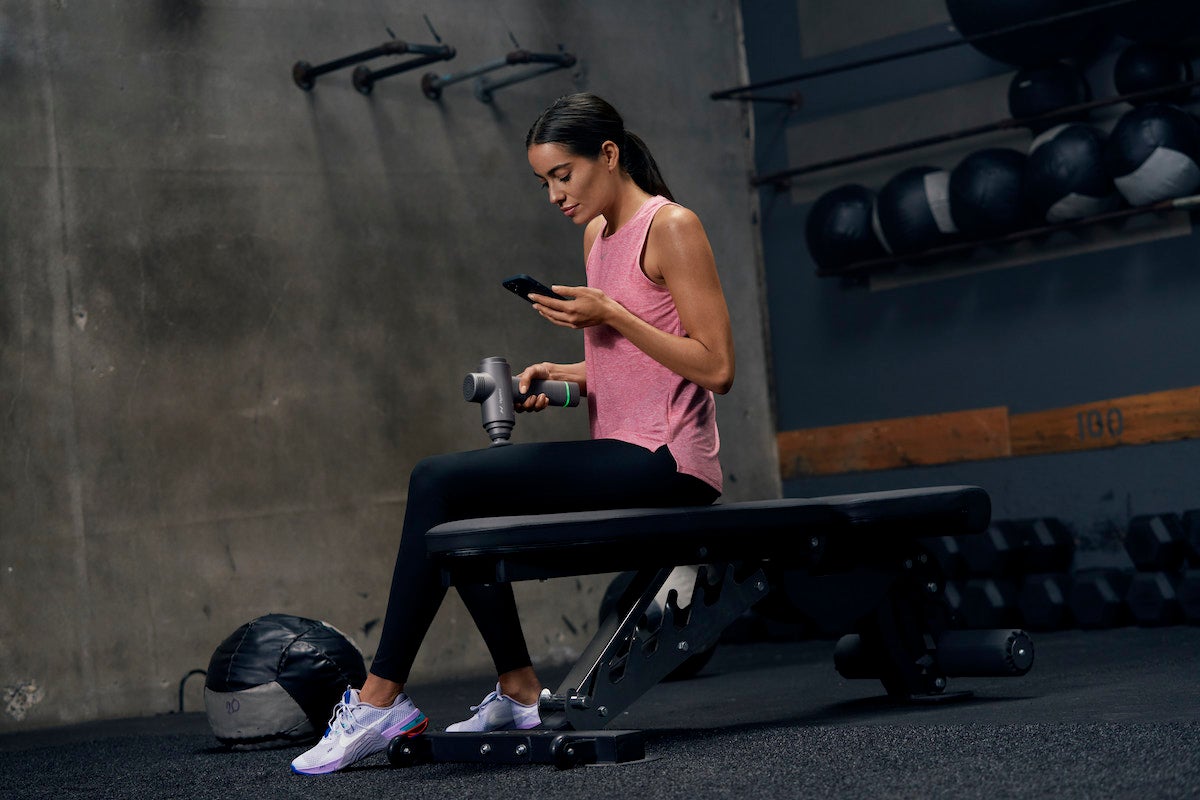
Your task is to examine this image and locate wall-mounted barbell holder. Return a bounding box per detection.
[421,48,576,102]
[292,40,455,92]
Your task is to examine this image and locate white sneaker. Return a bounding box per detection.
[445,683,542,732]
[290,688,428,775]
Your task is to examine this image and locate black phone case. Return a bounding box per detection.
[502,274,567,302]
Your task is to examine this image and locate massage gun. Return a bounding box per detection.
[463,356,580,445]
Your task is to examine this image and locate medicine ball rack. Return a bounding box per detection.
[710,0,1141,106]
[711,0,1200,285]
[820,192,1200,281]
[750,76,1200,191]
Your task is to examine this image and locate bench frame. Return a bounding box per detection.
[387,486,1029,769]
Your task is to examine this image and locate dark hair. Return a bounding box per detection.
[526,93,674,201]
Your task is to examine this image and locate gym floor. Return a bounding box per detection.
[3,626,1197,799]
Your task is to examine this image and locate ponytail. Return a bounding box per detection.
[526,93,674,201]
[622,131,674,202]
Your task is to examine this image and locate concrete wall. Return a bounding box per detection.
[743,1,1200,563]
[0,0,778,730]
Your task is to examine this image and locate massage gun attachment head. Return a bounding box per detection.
[463,356,516,446]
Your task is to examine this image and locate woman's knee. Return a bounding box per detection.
[407,453,460,497]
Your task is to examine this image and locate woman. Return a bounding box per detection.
[291,92,734,775]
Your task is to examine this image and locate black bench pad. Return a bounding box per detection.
[427,485,990,584]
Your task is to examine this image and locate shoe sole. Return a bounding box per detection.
[291,712,429,775]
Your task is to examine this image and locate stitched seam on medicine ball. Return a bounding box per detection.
[277,618,320,677]
[226,618,257,686]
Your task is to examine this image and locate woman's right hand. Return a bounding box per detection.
[514,363,554,413]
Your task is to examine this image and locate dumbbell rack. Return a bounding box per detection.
[926,511,1200,630]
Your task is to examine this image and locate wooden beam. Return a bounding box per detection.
[777,386,1200,478]
[1010,386,1200,456]
[777,407,1010,478]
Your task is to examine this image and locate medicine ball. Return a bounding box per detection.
[1104,103,1200,206]
[204,613,367,749]
[1025,124,1122,222]
[1008,62,1092,132]
[1101,0,1200,45]
[946,0,1109,66]
[873,166,957,255]
[1113,43,1194,104]
[949,148,1030,236]
[805,184,886,272]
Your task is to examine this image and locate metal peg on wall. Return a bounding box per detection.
[292,39,455,92]
[420,47,576,102]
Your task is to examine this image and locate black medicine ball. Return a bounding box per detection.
[872,166,957,255]
[949,148,1030,236]
[204,613,367,749]
[946,0,1110,66]
[1101,0,1200,45]
[1008,62,1092,132]
[1113,44,1194,104]
[1025,124,1121,222]
[805,184,886,272]
[1105,103,1200,206]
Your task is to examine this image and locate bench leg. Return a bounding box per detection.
[539,562,769,730]
[833,547,1035,700]
[388,563,768,768]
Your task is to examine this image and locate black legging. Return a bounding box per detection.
[369,439,719,683]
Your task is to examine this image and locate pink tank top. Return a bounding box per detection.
[584,196,722,494]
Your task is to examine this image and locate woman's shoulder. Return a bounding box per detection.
[648,201,706,242]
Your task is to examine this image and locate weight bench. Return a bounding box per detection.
[387,485,1034,769]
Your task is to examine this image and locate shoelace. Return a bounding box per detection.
[468,690,501,714]
[324,696,362,738]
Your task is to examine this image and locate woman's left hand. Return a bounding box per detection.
[529,285,614,329]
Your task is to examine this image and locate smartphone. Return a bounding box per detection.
[502,274,571,303]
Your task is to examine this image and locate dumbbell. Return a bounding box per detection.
[1120,512,1200,626]
[1179,569,1200,624]
[1184,510,1200,565]
[921,535,968,579]
[959,522,1023,576]
[1068,569,1133,629]
[960,577,1021,628]
[1124,513,1188,571]
[959,518,1074,577]
[1125,571,1187,626]
[1017,573,1072,630]
[1016,518,1075,573]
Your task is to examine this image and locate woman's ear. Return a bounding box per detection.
[601,140,620,171]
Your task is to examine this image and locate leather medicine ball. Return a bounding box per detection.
[946,0,1109,66]
[1008,62,1092,133]
[1113,43,1194,105]
[1104,103,1200,206]
[873,166,957,255]
[1102,0,1200,45]
[204,614,367,749]
[949,148,1030,236]
[805,184,887,272]
[1025,124,1122,222]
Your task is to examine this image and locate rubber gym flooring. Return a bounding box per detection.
[2,626,1197,799]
